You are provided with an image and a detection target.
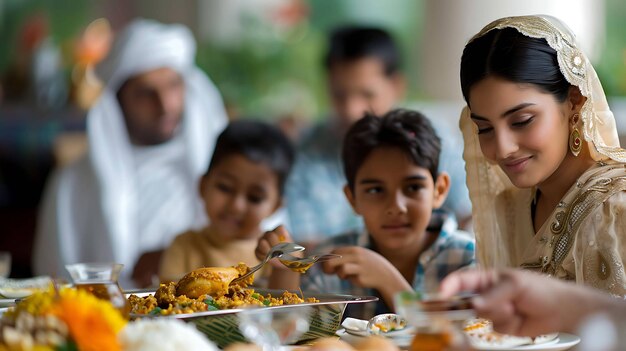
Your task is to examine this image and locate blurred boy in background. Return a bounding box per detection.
[285,26,471,246]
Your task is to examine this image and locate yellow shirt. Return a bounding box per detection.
[159,228,267,284]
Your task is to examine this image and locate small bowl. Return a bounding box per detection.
[367,313,413,338]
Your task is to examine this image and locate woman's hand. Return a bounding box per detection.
[439,268,618,336]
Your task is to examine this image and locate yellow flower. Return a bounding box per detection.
[3,287,127,351]
[4,286,56,318]
[0,346,54,351]
[50,288,127,351]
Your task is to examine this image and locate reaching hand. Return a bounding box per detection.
[256,225,302,290]
[321,246,396,288]
[255,225,299,270]
[322,246,412,308]
[132,249,163,288]
[439,268,615,336]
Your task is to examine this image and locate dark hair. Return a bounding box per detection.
[460,27,571,105]
[324,26,400,76]
[206,120,295,195]
[342,109,440,191]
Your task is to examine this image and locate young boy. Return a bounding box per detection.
[159,120,295,284]
[259,109,475,318]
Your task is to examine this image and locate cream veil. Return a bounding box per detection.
[460,15,626,267]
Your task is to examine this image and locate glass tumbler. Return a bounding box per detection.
[394,291,473,351]
[66,262,131,318]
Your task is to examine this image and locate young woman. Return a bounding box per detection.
[460,15,626,295]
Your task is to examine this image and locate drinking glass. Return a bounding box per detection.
[394,291,472,351]
[65,263,130,318]
[238,306,312,351]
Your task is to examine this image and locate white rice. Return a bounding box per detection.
[119,319,218,351]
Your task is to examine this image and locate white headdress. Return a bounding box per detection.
[88,19,227,268]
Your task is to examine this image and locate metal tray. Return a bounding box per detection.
[126,288,378,348]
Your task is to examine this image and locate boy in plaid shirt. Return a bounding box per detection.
[258,109,475,318]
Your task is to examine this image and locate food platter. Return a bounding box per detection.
[126,288,378,348]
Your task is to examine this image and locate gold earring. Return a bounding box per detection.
[569,126,582,157]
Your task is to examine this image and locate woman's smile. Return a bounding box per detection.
[502,155,533,173]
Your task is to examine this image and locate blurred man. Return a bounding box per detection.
[34,19,227,287]
[285,26,471,244]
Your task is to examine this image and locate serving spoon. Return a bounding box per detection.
[278,254,342,273]
[230,242,305,285]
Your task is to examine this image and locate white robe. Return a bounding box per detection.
[33,19,227,286]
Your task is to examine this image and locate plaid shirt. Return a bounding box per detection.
[301,211,475,319]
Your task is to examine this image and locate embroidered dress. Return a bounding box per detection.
[460,15,626,295]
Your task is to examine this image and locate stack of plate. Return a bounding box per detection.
[0,276,52,307]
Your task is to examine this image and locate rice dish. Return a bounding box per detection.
[120,319,218,351]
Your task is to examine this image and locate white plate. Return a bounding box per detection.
[0,276,52,299]
[337,329,580,351]
[473,333,580,351]
[336,328,413,348]
[344,325,416,338]
[0,298,16,308]
[0,288,36,299]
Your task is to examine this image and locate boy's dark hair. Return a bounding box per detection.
[206,119,295,195]
[324,26,400,76]
[342,109,441,191]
